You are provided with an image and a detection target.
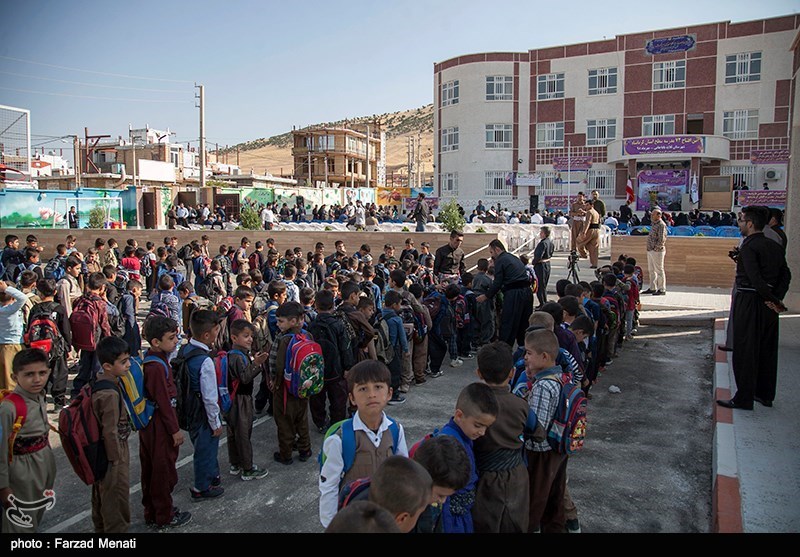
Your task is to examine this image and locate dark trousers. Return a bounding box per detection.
[387,352,403,391]
[273,380,311,460]
[254,371,273,413]
[499,287,534,349]
[189,421,220,492]
[732,291,780,406]
[474,299,495,345]
[71,349,100,396]
[527,450,568,533]
[226,395,254,471]
[534,263,550,307]
[457,323,473,356]
[47,356,69,406]
[139,416,179,526]
[428,332,448,373]
[310,377,348,429]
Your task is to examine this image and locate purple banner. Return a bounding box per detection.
[638,169,688,187]
[544,195,582,211]
[624,136,704,155]
[737,190,787,208]
[646,34,696,55]
[750,149,789,164]
[637,169,688,211]
[552,155,592,171]
[404,197,439,211]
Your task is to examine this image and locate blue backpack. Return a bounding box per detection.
[119,355,169,430]
[318,417,401,476]
[212,349,246,414]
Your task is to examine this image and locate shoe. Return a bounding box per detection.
[241,465,269,480]
[565,518,582,533]
[273,452,293,465]
[190,485,225,501]
[211,475,221,487]
[429,370,443,378]
[156,510,192,531]
[641,289,655,295]
[415,378,427,385]
[229,465,242,476]
[449,358,463,368]
[716,344,733,352]
[298,449,313,462]
[388,393,406,405]
[754,396,773,408]
[460,353,475,360]
[653,290,666,296]
[716,399,753,410]
[590,265,597,269]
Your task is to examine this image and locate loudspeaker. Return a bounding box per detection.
[296,196,304,207]
[529,194,539,213]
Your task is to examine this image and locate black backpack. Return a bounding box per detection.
[177,244,193,261]
[307,317,343,381]
[170,344,208,430]
[360,282,377,307]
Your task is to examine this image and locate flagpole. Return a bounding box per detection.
[567,141,571,209]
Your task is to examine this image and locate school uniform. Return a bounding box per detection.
[412,302,432,382]
[225,348,263,472]
[0,386,57,533]
[308,313,354,430]
[439,418,477,533]
[269,330,312,460]
[471,272,495,345]
[29,300,72,408]
[380,307,408,392]
[183,339,221,494]
[91,379,131,533]
[0,287,28,390]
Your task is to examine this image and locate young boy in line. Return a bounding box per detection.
[319,359,408,528]
[473,342,530,533]
[361,265,383,310]
[282,264,300,303]
[380,290,408,405]
[269,301,313,465]
[622,264,640,340]
[368,456,432,533]
[91,336,133,533]
[253,280,287,417]
[151,274,180,326]
[0,349,57,532]
[444,283,465,368]
[325,501,400,534]
[225,319,270,480]
[388,269,427,392]
[523,328,569,533]
[30,278,72,410]
[408,283,431,385]
[120,279,142,359]
[337,281,375,362]
[19,248,44,282]
[56,255,83,318]
[437,382,499,533]
[300,287,317,327]
[180,309,225,500]
[18,270,40,330]
[69,272,111,396]
[139,316,191,530]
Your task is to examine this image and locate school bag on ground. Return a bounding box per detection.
[69,296,102,351]
[58,381,116,485]
[283,333,324,400]
[318,417,401,475]
[213,349,246,414]
[536,371,588,455]
[170,344,210,430]
[119,355,169,430]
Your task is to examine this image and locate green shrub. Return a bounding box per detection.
[239,206,262,230]
[438,199,466,234]
[88,206,105,229]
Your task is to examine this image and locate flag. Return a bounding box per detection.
[625,178,635,206]
[690,173,699,204]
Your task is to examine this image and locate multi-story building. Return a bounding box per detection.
[434,14,799,213]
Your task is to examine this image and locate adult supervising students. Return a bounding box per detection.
[476,240,533,349]
[568,192,587,250]
[532,226,554,309]
[434,231,466,281]
[717,206,791,411]
[412,193,430,232]
[642,207,667,295]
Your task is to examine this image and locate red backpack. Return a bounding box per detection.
[0,390,27,463]
[69,296,101,351]
[58,381,116,485]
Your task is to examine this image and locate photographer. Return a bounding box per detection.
[532,226,554,309]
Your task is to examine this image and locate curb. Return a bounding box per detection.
[711,318,743,533]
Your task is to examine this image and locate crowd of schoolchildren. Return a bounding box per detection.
[0,229,643,534]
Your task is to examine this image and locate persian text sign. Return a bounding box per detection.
[544,195,582,211]
[624,136,704,155]
[646,34,696,55]
[552,156,592,171]
[737,190,787,208]
[750,149,789,164]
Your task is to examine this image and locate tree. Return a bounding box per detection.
[437,198,466,234]
[239,205,261,230]
[88,206,106,229]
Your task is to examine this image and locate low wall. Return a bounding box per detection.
[611,236,737,288]
[5,229,497,270]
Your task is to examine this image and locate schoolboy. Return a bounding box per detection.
[438,382,499,533]
[361,265,382,310]
[300,287,317,326]
[225,320,270,480]
[56,255,82,317]
[325,501,400,534]
[18,270,40,327]
[622,264,640,340]
[0,349,57,532]
[318,359,408,528]
[408,283,431,385]
[30,278,72,409]
[444,283,464,367]
[282,264,300,303]
[472,260,494,347]
[139,316,191,530]
[252,280,286,417]
[473,342,529,533]
[380,290,408,405]
[20,248,44,281]
[91,337,133,533]
[368,456,433,533]
[69,272,111,395]
[337,281,375,362]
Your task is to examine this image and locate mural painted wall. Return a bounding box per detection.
[376,187,409,206]
[0,188,122,229]
[242,188,274,207]
[121,186,138,227]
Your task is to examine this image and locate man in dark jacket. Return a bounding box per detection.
[532,226,555,308]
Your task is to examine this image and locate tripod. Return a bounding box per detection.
[567,250,581,284]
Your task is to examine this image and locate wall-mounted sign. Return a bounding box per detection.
[552,156,592,171]
[623,135,704,155]
[750,149,790,165]
[646,34,696,55]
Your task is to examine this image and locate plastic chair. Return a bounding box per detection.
[670,225,696,237]
[715,226,742,238]
[617,222,628,233]
[693,225,717,237]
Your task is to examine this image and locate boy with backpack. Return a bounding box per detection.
[16,248,43,283]
[361,265,382,310]
[1,235,24,283]
[224,319,270,480]
[387,270,427,394]
[337,281,376,363]
[149,274,181,326]
[0,348,57,532]
[248,241,265,277]
[44,244,68,282]
[472,342,530,533]
[90,336,133,533]
[191,244,210,293]
[197,259,226,306]
[70,273,112,396]
[56,255,83,317]
[408,284,432,385]
[139,316,191,530]
[120,279,143,358]
[177,281,213,340]
[318,359,408,528]
[282,264,300,303]
[622,264,640,340]
[378,290,408,406]
[252,280,286,418]
[444,283,466,368]
[308,290,354,433]
[28,278,71,410]
[120,245,141,284]
[233,237,250,276]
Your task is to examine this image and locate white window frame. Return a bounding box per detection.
[440,126,459,152]
[722,109,759,140]
[440,172,458,196]
[588,67,618,95]
[485,124,513,149]
[537,73,565,100]
[586,118,616,146]
[484,171,512,197]
[725,52,761,84]
[486,75,513,101]
[442,80,459,106]
[642,115,675,136]
[587,169,616,198]
[720,165,757,193]
[652,60,686,90]
[536,122,565,149]
[314,134,335,151]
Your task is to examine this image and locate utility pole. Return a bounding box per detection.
[307,132,312,187]
[73,135,81,188]
[196,84,206,189]
[365,123,371,189]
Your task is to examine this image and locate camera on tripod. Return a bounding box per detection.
[566,249,580,283]
[568,250,580,266]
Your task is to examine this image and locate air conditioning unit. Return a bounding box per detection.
[765,168,781,180]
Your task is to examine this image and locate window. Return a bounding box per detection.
[720,165,756,193]
[313,135,335,151]
[537,73,565,100]
[485,171,513,197]
[723,109,759,139]
[725,52,761,84]
[587,169,616,198]
[326,157,335,173]
[536,122,565,148]
[442,80,459,106]
[486,75,513,100]
[642,115,675,136]
[586,119,616,146]
[588,67,618,95]
[170,148,180,168]
[346,136,366,156]
[440,172,458,196]
[485,124,513,149]
[440,127,459,152]
[652,60,686,90]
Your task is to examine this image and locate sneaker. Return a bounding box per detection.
[229,465,242,476]
[388,393,406,405]
[298,449,313,462]
[273,451,293,465]
[429,370,444,378]
[460,353,475,360]
[565,518,581,533]
[241,465,269,481]
[211,475,221,488]
[157,510,192,531]
[449,358,463,367]
[190,485,224,501]
[653,290,666,296]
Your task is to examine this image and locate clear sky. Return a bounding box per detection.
[1,0,798,155]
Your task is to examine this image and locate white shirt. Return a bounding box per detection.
[355,205,366,225]
[345,204,355,218]
[604,216,619,227]
[531,213,543,224]
[260,207,270,222]
[202,206,210,219]
[189,338,221,430]
[177,206,188,218]
[318,411,408,527]
[556,215,568,225]
[509,216,520,224]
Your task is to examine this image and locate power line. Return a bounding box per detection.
[0,55,194,84]
[0,86,193,103]
[0,70,187,93]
